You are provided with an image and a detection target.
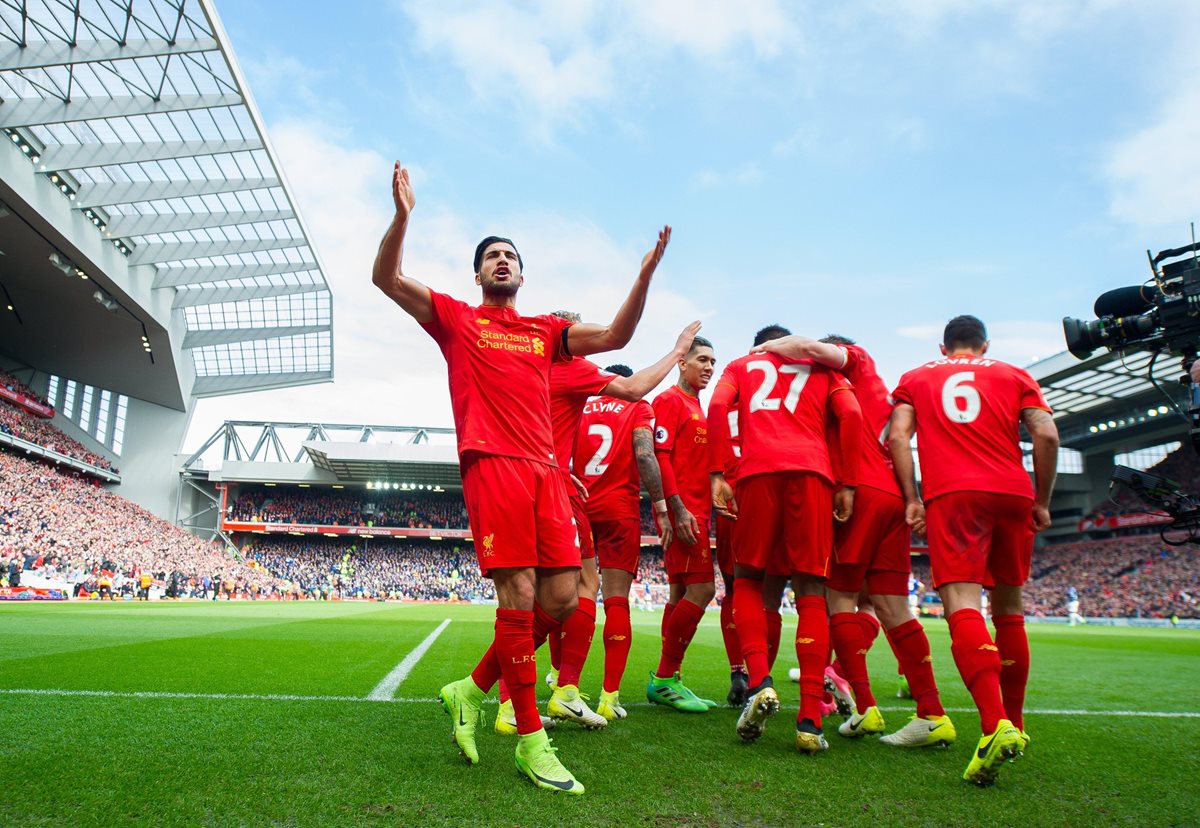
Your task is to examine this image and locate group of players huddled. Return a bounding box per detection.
[373,163,1060,794]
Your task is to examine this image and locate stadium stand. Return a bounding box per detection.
[0,397,118,473]
[1,449,271,596]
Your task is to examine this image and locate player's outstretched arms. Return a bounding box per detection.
[887,403,926,538]
[567,226,671,357]
[751,334,847,370]
[605,320,701,401]
[633,427,674,550]
[372,161,433,323]
[1023,407,1060,532]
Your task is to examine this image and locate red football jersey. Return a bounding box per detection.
[421,290,571,465]
[709,353,852,484]
[830,345,901,496]
[892,354,1051,501]
[721,409,742,486]
[651,385,711,518]
[574,395,654,522]
[550,357,614,476]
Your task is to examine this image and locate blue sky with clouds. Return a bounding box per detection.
[184,0,1200,448]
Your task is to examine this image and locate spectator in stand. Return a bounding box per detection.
[0,398,118,473]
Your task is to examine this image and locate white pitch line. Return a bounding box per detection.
[367,618,451,701]
[0,687,1196,718]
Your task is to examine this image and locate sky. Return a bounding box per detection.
[183,0,1200,451]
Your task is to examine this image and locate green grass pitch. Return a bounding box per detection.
[2,602,1197,827]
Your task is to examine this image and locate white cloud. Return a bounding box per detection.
[897,319,1065,366]
[691,165,763,191]
[1105,85,1200,228]
[185,120,709,451]
[399,0,799,135]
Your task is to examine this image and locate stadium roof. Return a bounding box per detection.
[0,0,331,400]
[1027,348,1191,450]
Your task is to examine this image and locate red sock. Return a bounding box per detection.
[884,624,905,678]
[532,603,559,650]
[656,598,705,677]
[733,577,769,686]
[661,602,676,643]
[856,611,881,649]
[602,596,632,693]
[470,635,503,694]
[497,678,509,703]
[822,639,835,704]
[993,614,1029,730]
[830,612,875,712]
[831,658,847,681]
[720,597,743,671]
[948,608,1006,733]
[556,597,595,688]
[766,609,782,671]
[795,596,829,726]
[495,608,541,734]
[886,618,944,717]
[548,620,564,672]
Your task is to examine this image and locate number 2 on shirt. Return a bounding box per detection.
[585,423,613,476]
[747,360,811,414]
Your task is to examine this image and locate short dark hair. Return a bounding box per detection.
[552,310,581,323]
[753,325,791,347]
[687,335,714,355]
[605,364,633,377]
[820,334,855,346]
[473,236,523,273]
[943,315,987,350]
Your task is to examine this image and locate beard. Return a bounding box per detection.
[481,275,520,299]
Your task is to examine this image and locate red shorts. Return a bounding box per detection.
[715,513,737,577]
[460,453,581,577]
[665,513,713,585]
[925,491,1033,588]
[826,486,910,596]
[570,492,595,561]
[592,518,642,575]
[734,471,833,579]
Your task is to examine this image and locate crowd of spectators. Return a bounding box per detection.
[1025,537,1197,619]
[229,486,468,529]
[0,370,51,408]
[242,537,493,600]
[1,448,269,595]
[0,399,118,474]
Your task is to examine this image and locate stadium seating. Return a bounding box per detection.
[0,397,118,473]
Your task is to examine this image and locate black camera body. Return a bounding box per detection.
[1063,241,1200,454]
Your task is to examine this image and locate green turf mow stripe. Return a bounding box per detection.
[367,618,451,700]
[0,688,1196,718]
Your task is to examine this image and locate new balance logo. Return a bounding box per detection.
[1001,658,1016,666]
[796,637,814,644]
[922,655,933,663]
[607,635,627,641]
[856,648,869,655]
[979,644,998,652]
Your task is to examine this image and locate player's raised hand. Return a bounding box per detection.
[392,161,415,221]
[570,474,589,502]
[712,473,737,520]
[904,500,926,539]
[1031,503,1051,533]
[672,320,702,356]
[833,486,855,523]
[751,334,818,359]
[639,225,672,281]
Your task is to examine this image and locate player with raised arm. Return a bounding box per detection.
[751,333,955,749]
[495,316,702,733]
[709,324,863,752]
[372,161,671,794]
[573,363,674,720]
[645,336,720,713]
[888,315,1059,787]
